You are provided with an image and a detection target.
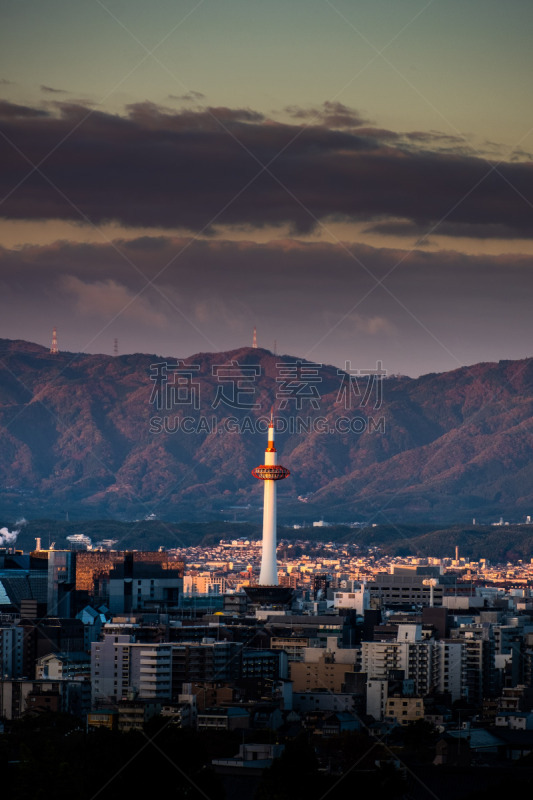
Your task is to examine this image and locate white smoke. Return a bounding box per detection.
[0,527,19,546]
[15,517,28,527]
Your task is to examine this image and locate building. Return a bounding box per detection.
[366,679,389,722]
[108,555,182,614]
[361,625,435,697]
[91,634,135,705]
[0,625,24,678]
[451,625,496,703]
[171,640,243,688]
[292,691,358,714]
[19,616,85,679]
[290,650,356,693]
[197,706,249,731]
[36,651,90,681]
[368,566,445,608]
[212,743,285,775]
[0,551,48,613]
[91,635,243,706]
[385,696,425,725]
[270,636,309,663]
[265,614,348,650]
[75,550,185,595]
[87,710,118,730]
[223,592,249,615]
[183,574,226,595]
[332,586,369,615]
[91,635,174,705]
[241,648,288,683]
[47,550,76,617]
[0,679,66,719]
[434,639,464,702]
[117,699,161,732]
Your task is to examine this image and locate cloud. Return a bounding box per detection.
[1,236,533,375]
[168,91,206,102]
[510,148,533,162]
[352,314,397,336]
[364,219,533,241]
[0,100,532,239]
[0,100,49,118]
[123,100,264,128]
[40,85,67,94]
[405,130,465,145]
[62,275,168,329]
[284,100,367,129]
[2,235,533,314]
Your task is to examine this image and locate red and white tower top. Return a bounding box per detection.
[252,411,290,482]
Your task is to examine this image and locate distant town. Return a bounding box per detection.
[2,528,533,797]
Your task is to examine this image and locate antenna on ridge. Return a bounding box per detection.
[252,326,257,348]
[114,338,118,357]
[50,327,58,354]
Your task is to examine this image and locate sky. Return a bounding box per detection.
[1,0,533,377]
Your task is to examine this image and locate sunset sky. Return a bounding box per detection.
[1,0,533,377]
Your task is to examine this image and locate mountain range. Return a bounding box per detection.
[1,338,533,524]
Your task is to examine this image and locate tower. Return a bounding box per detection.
[114,337,118,357]
[252,326,257,348]
[245,412,292,606]
[50,327,58,354]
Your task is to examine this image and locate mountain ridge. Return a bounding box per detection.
[0,338,532,523]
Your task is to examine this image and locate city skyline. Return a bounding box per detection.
[1,1,533,376]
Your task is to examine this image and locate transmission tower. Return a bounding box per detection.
[50,327,58,354]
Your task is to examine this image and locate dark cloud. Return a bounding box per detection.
[405,130,465,145]
[124,101,264,129]
[168,91,206,102]
[365,219,533,241]
[354,127,400,141]
[1,235,531,305]
[0,100,49,118]
[1,100,533,238]
[40,85,67,94]
[510,148,533,162]
[1,236,532,376]
[284,100,366,129]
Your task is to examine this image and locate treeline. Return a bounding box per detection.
[4,519,262,553]
[4,518,533,563]
[0,713,407,800]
